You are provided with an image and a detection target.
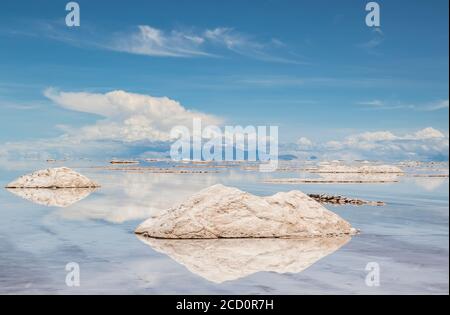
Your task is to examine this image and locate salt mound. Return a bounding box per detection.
[5,167,100,188]
[135,184,357,239]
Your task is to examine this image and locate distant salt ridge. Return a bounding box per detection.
[313,164,404,174]
[110,159,140,164]
[135,184,357,239]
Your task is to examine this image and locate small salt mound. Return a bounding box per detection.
[135,184,357,239]
[5,167,100,188]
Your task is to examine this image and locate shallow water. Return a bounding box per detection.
[0,161,448,294]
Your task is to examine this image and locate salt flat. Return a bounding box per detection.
[0,159,448,294]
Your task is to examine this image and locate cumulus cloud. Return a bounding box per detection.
[410,127,445,140]
[346,131,398,143]
[322,127,449,161]
[44,88,222,142]
[1,88,448,163]
[297,137,313,148]
[0,88,223,163]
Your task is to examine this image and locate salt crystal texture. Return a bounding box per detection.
[6,167,100,188]
[135,184,357,239]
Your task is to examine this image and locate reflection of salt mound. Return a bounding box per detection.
[413,177,447,191]
[315,164,404,174]
[6,167,99,188]
[6,188,97,207]
[314,164,404,174]
[137,236,351,283]
[135,184,357,238]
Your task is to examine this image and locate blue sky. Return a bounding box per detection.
[0,0,448,160]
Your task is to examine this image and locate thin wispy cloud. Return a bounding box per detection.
[421,100,449,111]
[236,76,426,89]
[357,99,449,111]
[111,25,212,58]
[322,127,449,160]
[360,37,384,49]
[202,27,304,64]
[358,27,384,55]
[356,100,415,110]
[6,20,302,64]
[0,101,43,110]
[356,100,384,107]
[111,25,303,63]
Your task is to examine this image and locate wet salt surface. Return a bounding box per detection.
[0,161,448,294]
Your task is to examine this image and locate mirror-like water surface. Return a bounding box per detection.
[0,161,448,294]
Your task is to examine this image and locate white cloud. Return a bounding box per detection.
[204,27,248,49]
[358,28,384,55]
[346,131,398,142]
[421,100,449,111]
[239,76,414,89]
[410,127,445,140]
[203,27,287,62]
[44,88,222,142]
[373,27,384,35]
[321,127,449,161]
[357,99,449,111]
[110,25,301,63]
[357,100,384,107]
[10,20,301,63]
[112,25,211,57]
[360,37,384,49]
[1,88,281,161]
[297,137,313,147]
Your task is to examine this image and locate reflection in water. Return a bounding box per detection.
[137,235,351,283]
[266,173,403,184]
[317,173,402,183]
[412,177,447,191]
[0,160,448,294]
[5,171,221,223]
[6,188,97,208]
[55,199,161,223]
[54,172,220,223]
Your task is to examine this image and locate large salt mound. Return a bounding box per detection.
[5,167,100,188]
[135,184,357,239]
